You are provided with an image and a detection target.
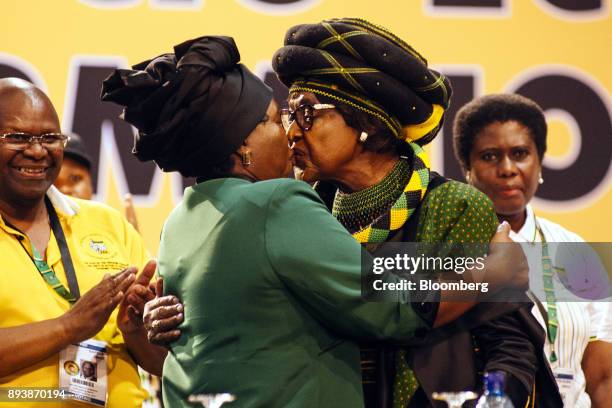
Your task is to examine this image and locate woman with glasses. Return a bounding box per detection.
[271,18,562,408]
[453,93,612,408]
[102,35,524,408]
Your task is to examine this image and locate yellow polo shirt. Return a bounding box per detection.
[0,187,149,407]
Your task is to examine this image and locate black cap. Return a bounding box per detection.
[64,133,92,170]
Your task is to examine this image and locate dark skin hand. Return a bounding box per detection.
[434,221,529,327]
[143,278,184,345]
[0,268,135,377]
[118,259,168,376]
[61,268,137,341]
[118,260,157,334]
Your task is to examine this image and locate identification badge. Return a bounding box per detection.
[59,339,108,407]
[553,367,574,403]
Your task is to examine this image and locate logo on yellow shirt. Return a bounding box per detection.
[90,240,107,254]
[80,234,118,259]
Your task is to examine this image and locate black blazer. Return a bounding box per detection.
[394,302,563,408]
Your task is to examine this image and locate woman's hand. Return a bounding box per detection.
[484,221,530,293]
[434,222,529,326]
[143,278,184,346]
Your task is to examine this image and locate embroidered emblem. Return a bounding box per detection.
[89,239,108,254]
[80,234,118,259]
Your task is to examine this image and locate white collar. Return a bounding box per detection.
[46,186,80,217]
[509,204,538,243]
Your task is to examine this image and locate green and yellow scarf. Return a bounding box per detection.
[332,143,430,244]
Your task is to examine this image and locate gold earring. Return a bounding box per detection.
[241,150,252,166]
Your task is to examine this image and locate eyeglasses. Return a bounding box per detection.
[280,104,336,132]
[0,132,70,151]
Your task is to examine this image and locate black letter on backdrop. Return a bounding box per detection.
[66,64,157,196]
[543,0,602,12]
[0,65,33,82]
[515,75,611,201]
[432,0,502,7]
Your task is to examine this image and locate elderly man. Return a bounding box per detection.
[0,78,165,407]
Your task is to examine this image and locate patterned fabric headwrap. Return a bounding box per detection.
[101,36,272,177]
[273,18,452,146]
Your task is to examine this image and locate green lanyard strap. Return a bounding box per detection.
[28,244,77,304]
[537,222,559,363]
[9,197,80,304]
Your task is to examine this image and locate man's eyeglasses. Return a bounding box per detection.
[281,104,335,132]
[0,132,70,151]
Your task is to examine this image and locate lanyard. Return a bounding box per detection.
[536,220,559,363]
[8,197,80,304]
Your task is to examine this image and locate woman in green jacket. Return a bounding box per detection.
[103,35,522,407]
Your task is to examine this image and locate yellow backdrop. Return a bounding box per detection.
[2,0,610,252]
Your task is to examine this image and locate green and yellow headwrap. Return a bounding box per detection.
[273,18,452,146]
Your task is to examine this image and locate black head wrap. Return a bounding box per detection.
[101,36,272,177]
[273,18,452,146]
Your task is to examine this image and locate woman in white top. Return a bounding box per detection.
[452,93,612,407]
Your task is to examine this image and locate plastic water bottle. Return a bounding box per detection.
[475,371,514,408]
